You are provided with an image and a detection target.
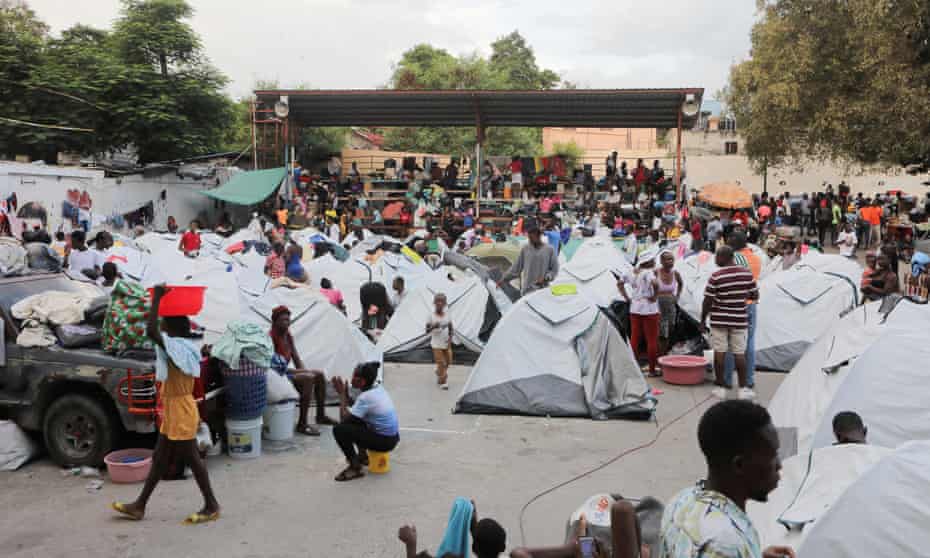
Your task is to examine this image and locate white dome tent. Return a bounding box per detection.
[748,443,892,551]
[454,285,655,419]
[796,441,930,558]
[753,264,860,371]
[246,287,381,380]
[306,252,435,323]
[808,306,930,450]
[766,301,887,454]
[376,273,505,363]
[766,297,930,453]
[553,236,632,308]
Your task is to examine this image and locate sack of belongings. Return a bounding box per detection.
[102,280,154,353]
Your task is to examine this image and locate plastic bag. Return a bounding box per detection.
[266,369,299,403]
[0,420,38,471]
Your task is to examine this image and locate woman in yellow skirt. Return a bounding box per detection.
[112,285,220,524]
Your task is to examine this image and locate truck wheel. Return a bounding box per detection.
[43,394,115,467]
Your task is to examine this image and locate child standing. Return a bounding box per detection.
[111,285,220,524]
[426,293,453,390]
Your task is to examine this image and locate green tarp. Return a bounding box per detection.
[200,167,286,205]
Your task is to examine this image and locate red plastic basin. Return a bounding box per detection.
[658,355,708,385]
[148,285,206,317]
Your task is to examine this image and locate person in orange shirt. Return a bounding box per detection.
[860,200,882,248]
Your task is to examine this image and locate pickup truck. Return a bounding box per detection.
[0,274,158,466]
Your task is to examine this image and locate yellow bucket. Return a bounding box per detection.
[366,450,391,474]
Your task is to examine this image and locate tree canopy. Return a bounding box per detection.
[727,0,930,172]
[383,31,560,157]
[0,0,234,164]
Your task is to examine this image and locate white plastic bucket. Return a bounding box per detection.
[226,417,262,459]
[703,350,715,376]
[262,401,297,441]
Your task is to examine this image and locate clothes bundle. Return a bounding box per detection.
[11,290,94,326]
[101,280,154,353]
[210,321,273,369]
[12,290,97,348]
[0,238,27,275]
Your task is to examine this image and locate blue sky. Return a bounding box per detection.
[27,0,757,99]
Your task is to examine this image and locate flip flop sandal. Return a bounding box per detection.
[296,424,321,436]
[334,467,365,482]
[111,501,144,521]
[183,511,220,525]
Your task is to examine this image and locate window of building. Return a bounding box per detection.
[725,141,738,155]
[720,116,737,132]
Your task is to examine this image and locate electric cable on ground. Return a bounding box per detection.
[518,394,714,545]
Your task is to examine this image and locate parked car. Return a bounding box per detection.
[0,274,158,466]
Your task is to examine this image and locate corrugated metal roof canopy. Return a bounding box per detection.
[254,88,704,129]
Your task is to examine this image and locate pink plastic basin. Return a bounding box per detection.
[658,355,708,385]
[104,448,153,483]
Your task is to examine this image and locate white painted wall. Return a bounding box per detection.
[685,155,930,197]
[0,162,228,233]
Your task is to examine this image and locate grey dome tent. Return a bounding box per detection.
[455,284,655,419]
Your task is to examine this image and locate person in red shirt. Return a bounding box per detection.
[732,210,748,228]
[633,159,648,190]
[178,220,201,257]
[319,277,347,314]
[690,217,703,252]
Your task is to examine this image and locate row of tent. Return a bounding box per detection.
[456,236,874,419]
[746,296,930,557]
[98,226,875,424]
[92,228,380,382]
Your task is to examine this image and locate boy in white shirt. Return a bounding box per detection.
[425,293,453,390]
[837,222,857,258]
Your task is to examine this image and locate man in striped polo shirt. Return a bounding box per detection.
[724,231,762,398]
[701,246,759,400]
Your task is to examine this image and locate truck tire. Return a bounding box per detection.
[43,394,115,467]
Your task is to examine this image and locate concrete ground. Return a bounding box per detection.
[0,363,783,558]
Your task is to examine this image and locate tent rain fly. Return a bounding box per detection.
[200,166,286,205]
